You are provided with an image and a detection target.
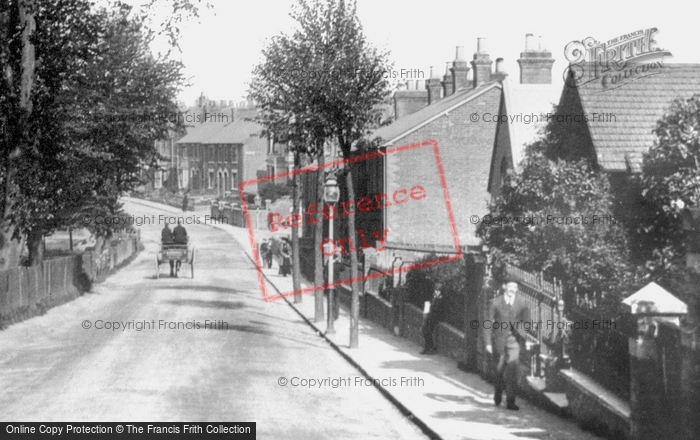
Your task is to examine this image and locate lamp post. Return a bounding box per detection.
[324,170,340,335]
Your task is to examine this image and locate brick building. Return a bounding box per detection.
[369,35,558,268]
[176,106,271,198]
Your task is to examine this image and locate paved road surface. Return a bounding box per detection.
[0,200,428,439]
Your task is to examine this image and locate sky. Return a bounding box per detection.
[136,0,696,106]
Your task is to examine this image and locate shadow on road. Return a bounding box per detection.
[165,299,247,310]
[155,285,244,295]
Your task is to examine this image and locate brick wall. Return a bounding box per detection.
[385,86,502,250]
[437,321,467,362]
[401,303,425,347]
[364,292,392,331]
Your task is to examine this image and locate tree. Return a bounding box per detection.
[250,0,391,343]
[258,181,293,203]
[1,0,192,266]
[14,2,185,265]
[478,120,636,319]
[636,94,700,310]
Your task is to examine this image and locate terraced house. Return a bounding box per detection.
[176,106,271,198]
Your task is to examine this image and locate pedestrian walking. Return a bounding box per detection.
[483,277,531,410]
[182,193,189,212]
[278,237,292,277]
[260,238,273,268]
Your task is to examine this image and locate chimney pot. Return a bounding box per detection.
[406,79,415,90]
[430,65,441,79]
[496,58,505,73]
[525,33,534,52]
[416,79,425,90]
[477,38,487,54]
[538,35,545,51]
[456,46,466,61]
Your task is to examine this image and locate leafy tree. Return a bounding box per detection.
[258,181,293,203]
[638,95,700,258]
[2,0,191,266]
[250,0,391,344]
[636,94,700,310]
[478,123,636,319]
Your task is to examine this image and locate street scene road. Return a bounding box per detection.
[0,200,427,439]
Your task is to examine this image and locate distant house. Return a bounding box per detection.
[176,107,271,197]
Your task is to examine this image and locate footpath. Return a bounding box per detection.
[125,198,602,440]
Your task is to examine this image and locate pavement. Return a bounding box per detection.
[125,198,603,440]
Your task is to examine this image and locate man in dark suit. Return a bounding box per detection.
[161,224,173,244]
[483,277,531,410]
[173,220,188,244]
[420,282,444,355]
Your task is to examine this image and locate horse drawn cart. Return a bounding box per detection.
[156,243,195,278]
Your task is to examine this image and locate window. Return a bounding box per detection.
[231,171,238,189]
[231,146,238,163]
[208,170,214,189]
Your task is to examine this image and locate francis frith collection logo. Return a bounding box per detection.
[563,27,672,90]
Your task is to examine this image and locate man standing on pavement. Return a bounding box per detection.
[420,282,444,355]
[182,193,189,212]
[483,277,531,410]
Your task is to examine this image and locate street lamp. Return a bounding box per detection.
[324,170,340,335]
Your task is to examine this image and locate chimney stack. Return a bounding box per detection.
[517,33,555,84]
[490,57,508,81]
[441,63,452,98]
[427,66,442,104]
[451,45,471,93]
[471,37,493,87]
[393,79,428,119]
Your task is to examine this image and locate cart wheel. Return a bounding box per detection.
[190,248,195,278]
[155,256,159,279]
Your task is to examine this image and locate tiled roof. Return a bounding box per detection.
[373,82,502,145]
[576,63,700,172]
[502,79,563,171]
[177,108,263,145]
[177,120,228,144]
